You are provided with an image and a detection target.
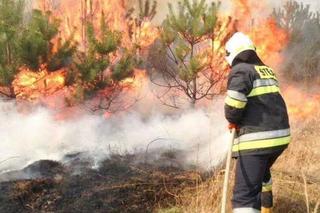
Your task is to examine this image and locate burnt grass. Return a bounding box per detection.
[0,152,206,213]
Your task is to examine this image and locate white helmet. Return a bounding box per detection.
[225,32,256,66]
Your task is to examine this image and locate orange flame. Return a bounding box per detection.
[13,0,158,106]
[120,69,147,91]
[133,20,159,49]
[232,0,289,67]
[13,0,293,116]
[248,18,289,67]
[37,0,159,50]
[283,86,320,120]
[13,66,66,101]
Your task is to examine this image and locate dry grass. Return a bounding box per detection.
[156,115,320,213]
[155,167,234,213]
[275,116,320,181]
[272,115,320,213]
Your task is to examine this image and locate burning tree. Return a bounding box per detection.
[73,11,137,112]
[273,1,320,81]
[28,0,159,113]
[0,0,154,112]
[18,10,76,71]
[0,1,76,99]
[12,8,77,101]
[64,0,160,113]
[151,0,230,108]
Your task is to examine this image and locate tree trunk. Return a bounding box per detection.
[6,42,12,65]
[191,78,197,108]
[190,43,196,108]
[9,86,16,98]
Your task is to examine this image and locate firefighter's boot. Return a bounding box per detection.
[261,179,273,213]
[261,207,272,213]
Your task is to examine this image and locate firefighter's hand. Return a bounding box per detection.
[228,123,239,132]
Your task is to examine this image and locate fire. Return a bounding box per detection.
[230,0,320,121]
[211,16,237,72]
[248,18,289,67]
[12,66,66,101]
[13,0,158,107]
[120,69,147,91]
[283,86,320,120]
[232,0,289,68]
[12,0,294,116]
[37,0,131,49]
[36,0,159,50]
[133,20,159,49]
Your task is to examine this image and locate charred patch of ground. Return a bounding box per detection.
[0,152,204,213]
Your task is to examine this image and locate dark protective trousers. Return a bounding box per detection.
[232,150,284,210]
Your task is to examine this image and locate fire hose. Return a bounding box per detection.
[221,128,236,213]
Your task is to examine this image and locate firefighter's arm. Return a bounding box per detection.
[224,68,253,125]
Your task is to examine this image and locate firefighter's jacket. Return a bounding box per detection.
[224,51,290,157]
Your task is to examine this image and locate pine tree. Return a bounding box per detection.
[18,9,76,72]
[157,0,222,107]
[0,0,24,95]
[74,11,136,110]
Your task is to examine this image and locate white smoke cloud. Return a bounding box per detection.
[0,98,230,175]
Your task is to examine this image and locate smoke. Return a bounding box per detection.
[9,0,319,181]
[296,0,320,11]
[275,0,320,82]
[0,98,229,176]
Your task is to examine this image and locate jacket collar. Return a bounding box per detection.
[232,50,265,67]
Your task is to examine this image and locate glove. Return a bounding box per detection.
[228,123,239,132]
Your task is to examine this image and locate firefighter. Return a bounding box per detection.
[224,32,290,213]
